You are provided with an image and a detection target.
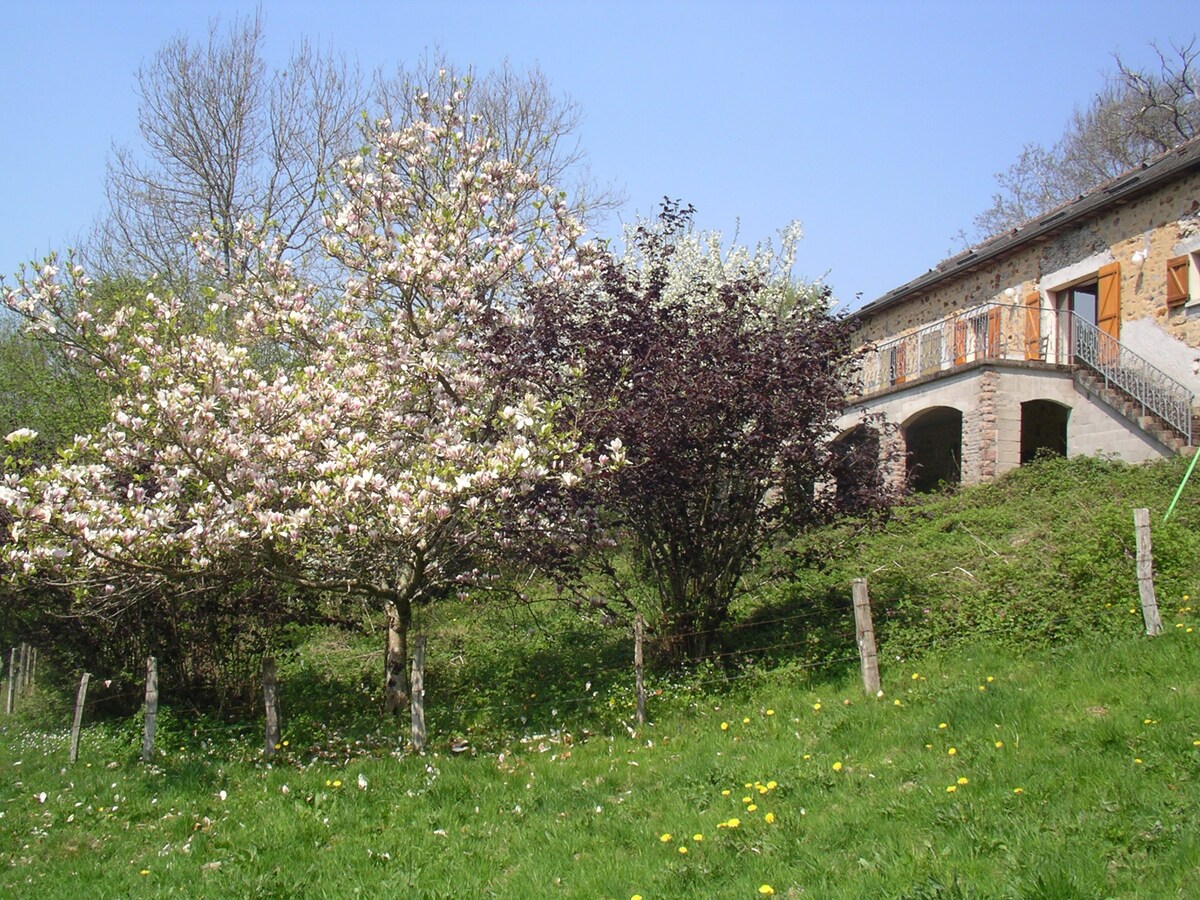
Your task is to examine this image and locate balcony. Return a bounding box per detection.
[852,302,1194,446]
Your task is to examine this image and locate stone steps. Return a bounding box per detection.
[1075,369,1191,452]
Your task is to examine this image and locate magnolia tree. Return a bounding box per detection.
[1,82,618,713]
[503,202,863,660]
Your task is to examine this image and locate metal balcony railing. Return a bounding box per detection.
[852,303,1194,445]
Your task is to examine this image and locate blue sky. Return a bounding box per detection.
[1,0,1194,308]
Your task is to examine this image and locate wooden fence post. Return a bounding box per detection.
[634,615,646,727]
[4,648,15,715]
[1134,508,1163,636]
[410,636,426,751]
[16,644,29,696]
[852,578,882,695]
[141,656,158,763]
[263,656,281,757]
[26,647,36,695]
[69,673,90,764]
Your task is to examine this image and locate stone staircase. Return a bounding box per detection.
[1074,368,1193,453]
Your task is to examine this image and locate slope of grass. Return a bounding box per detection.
[5,455,1200,896]
[5,626,1200,897]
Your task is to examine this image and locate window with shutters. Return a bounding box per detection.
[1167,253,1194,307]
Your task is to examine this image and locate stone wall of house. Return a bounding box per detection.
[854,169,1200,352]
[836,365,1172,489]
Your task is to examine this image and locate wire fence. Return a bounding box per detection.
[1,512,1175,761]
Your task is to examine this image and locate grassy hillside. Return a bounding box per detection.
[3,456,1200,897]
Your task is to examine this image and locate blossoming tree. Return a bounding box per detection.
[506,202,861,660]
[1,81,618,713]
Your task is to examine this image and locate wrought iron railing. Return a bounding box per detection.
[1070,316,1194,446]
[852,303,1195,445]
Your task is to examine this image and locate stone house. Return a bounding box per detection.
[837,135,1200,492]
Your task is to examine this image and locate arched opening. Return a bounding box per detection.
[1020,399,1070,464]
[904,406,962,492]
[829,424,883,513]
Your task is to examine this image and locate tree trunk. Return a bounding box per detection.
[384,599,410,716]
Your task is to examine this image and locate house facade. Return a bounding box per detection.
[838,136,1200,492]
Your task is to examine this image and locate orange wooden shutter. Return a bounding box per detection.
[1167,255,1190,306]
[987,307,1001,356]
[1023,291,1041,360]
[893,343,906,384]
[1097,261,1121,341]
[953,319,966,365]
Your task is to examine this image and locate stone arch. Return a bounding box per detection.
[1020,399,1070,464]
[903,406,962,492]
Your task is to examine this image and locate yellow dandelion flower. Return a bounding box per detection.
[995,741,1004,749]
[1134,758,1143,764]
[957,777,969,785]
[660,833,672,842]
[947,748,957,756]
[1188,628,1194,633]
[986,676,994,683]
[978,685,987,692]
[632,895,643,900]
[743,717,751,724]
[720,722,729,731]
[946,785,957,793]
[332,779,342,788]
[912,673,920,680]
[766,709,775,716]
[1185,594,1191,601]
[1013,787,1024,794]
[1193,740,1200,747]
[693,833,703,842]
[759,886,775,896]
[812,703,822,711]
[721,789,731,796]
[764,811,776,823]
[139,869,150,876]
[803,754,811,760]
[894,699,902,706]
[678,846,688,855]
[938,723,948,729]
[766,780,777,790]
[747,803,758,812]
[832,761,843,772]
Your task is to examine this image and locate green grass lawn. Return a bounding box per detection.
[5,624,1200,898]
[7,455,1200,897]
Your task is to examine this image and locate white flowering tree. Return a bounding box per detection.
[1,81,618,714]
